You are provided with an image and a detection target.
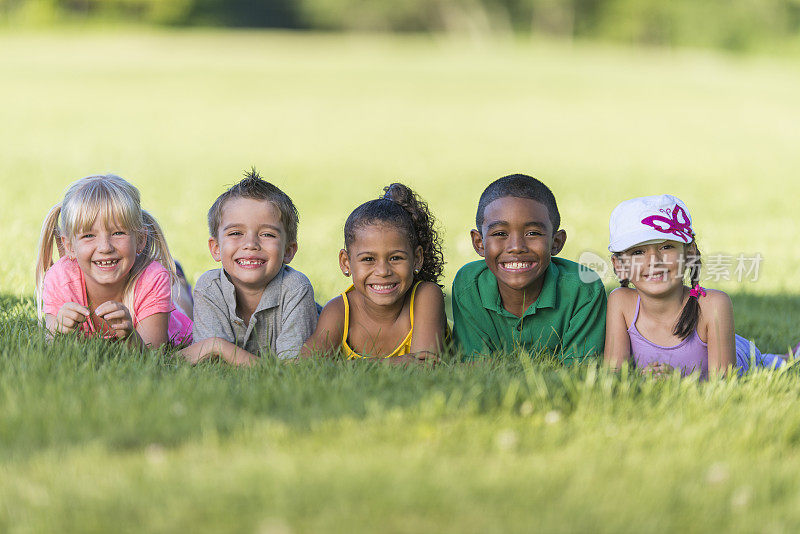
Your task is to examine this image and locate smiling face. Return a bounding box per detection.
[471,196,566,305]
[209,197,297,291]
[340,223,423,308]
[612,240,689,297]
[63,218,143,297]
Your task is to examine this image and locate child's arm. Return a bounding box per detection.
[451,288,497,361]
[130,311,169,348]
[604,288,634,369]
[191,282,237,344]
[179,282,256,366]
[41,265,91,337]
[299,297,345,358]
[180,337,257,366]
[102,263,176,348]
[370,282,447,367]
[275,282,319,359]
[45,299,157,349]
[45,303,90,336]
[701,289,737,377]
[407,281,447,363]
[561,278,607,364]
[94,301,163,348]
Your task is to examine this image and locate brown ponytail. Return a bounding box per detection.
[381,183,444,286]
[673,242,702,340]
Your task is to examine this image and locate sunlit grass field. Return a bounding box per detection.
[2,30,800,532]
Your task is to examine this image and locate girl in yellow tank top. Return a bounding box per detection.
[340,281,421,359]
[301,183,448,363]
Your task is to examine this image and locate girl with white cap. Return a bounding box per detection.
[604,194,785,378]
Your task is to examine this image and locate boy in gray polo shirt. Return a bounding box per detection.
[180,169,318,366]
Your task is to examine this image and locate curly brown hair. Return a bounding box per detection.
[344,183,445,286]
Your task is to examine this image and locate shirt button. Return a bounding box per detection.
[516,323,522,331]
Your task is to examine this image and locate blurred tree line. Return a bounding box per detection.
[2,0,800,50]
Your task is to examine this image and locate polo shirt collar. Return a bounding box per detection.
[479,261,559,317]
[218,267,284,321]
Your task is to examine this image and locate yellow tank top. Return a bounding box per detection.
[341,282,420,359]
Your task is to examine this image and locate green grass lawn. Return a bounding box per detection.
[3,295,800,533]
[2,30,800,532]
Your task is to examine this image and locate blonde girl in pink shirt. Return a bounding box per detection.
[35,174,192,348]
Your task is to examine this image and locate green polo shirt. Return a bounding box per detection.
[451,258,606,364]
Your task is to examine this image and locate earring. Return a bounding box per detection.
[344,270,350,276]
[414,268,420,274]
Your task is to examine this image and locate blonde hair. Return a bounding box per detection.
[35,174,177,320]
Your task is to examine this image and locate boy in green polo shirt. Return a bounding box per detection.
[451,174,606,363]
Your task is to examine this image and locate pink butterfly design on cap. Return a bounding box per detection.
[640,204,693,243]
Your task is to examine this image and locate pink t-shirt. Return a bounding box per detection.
[42,257,193,344]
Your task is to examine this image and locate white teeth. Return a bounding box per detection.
[370,284,396,290]
[236,260,264,265]
[504,262,531,270]
[94,260,118,266]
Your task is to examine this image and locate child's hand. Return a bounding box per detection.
[94,301,135,339]
[411,350,440,367]
[55,302,90,334]
[382,351,439,367]
[642,362,674,378]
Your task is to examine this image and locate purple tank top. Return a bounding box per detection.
[628,296,708,379]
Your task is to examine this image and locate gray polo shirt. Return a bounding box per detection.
[192,266,318,359]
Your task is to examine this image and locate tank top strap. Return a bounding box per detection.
[341,285,354,348]
[408,281,421,325]
[631,295,642,326]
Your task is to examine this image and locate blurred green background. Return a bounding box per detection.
[3,5,800,532]
[2,0,800,302]
[2,28,800,304]
[3,0,800,52]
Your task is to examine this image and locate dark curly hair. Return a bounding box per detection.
[344,183,445,286]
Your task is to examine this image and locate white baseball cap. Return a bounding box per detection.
[608,194,694,253]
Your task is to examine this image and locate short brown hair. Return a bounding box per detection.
[207,168,299,243]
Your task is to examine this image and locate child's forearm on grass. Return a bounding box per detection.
[214,339,257,366]
[368,352,438,366]
[371,354,419,365]
[181,338,257,366]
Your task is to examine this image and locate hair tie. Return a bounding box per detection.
[689,284,706,299]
